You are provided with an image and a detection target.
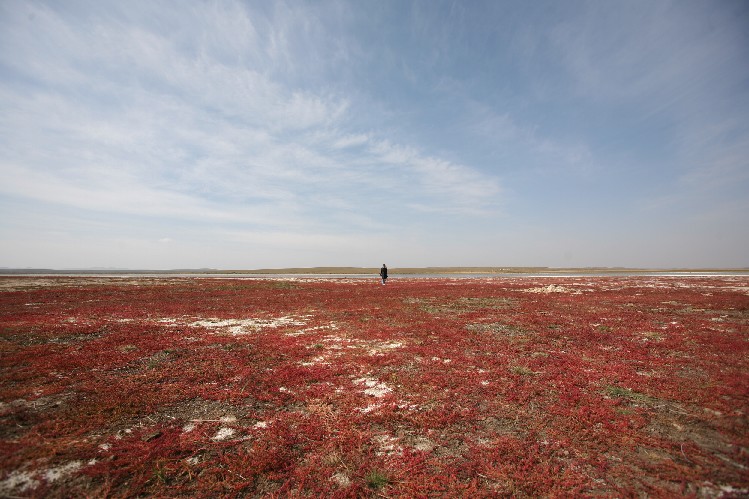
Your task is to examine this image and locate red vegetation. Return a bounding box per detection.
[1,276,747,497]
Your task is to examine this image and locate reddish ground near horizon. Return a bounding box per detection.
[1,276,747,497]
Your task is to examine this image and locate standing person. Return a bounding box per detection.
[380,264,388,285]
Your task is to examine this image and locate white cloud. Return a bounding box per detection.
[0,0,506,274]
[367,140,502,214]
[467,104,595,175]
[330,133,370,150]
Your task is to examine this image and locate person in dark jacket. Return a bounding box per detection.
[380,264,388,285]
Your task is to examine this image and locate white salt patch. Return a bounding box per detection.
[191,316,308,335]
[296,323,339,335]
[43,461,82,483]
[219,415,237,423]
[354,378,378,387]
[182,422,196,433]
[300,356,330,366]
[354,377,392,397]
[397,402,420,411]
[358,403,381,413]
[212,427,235,441]
[253,421,268,429]
[412,436,436,452]
[114,427,133,439]
[375,341,403,350]
[321,335,362,349]
[285,331,307,337]
[331,472,351,487]
[720,485,749,495]
[0,470,38,493]
[373,434,401,455]
[523,284,578,294]
[368,341,404,355]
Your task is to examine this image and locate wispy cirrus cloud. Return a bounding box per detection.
[0,0,503,241]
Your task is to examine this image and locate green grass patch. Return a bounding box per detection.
[510,366,536,376]
[465,322,528,337]
[412,297,515,315]
[604,385,654,404]
[365,469,390,490]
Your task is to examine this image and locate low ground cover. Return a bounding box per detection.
[1,276,747,497]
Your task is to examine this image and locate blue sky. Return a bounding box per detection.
[1,0,748,269]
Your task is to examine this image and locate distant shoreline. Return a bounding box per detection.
[1,266,747,276]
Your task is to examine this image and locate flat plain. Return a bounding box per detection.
[1,275,747,497]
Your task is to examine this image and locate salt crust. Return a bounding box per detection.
[300,356,330,366]
[211,427,235,441]
[373,434,401,455]
[523,284,580,294]
[299,336,405,366]
[155,315,313,335]
[191,316,308,335]
[331,471,351,487]
[0,461,83,494]
[287,322,339,336]
[353,377,392,397]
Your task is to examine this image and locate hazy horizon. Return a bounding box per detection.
[2,265,747,274]
[2,1,748,269]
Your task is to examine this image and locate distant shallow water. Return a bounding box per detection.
[4,271,747,279]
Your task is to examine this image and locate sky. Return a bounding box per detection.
[1,0,748,270]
